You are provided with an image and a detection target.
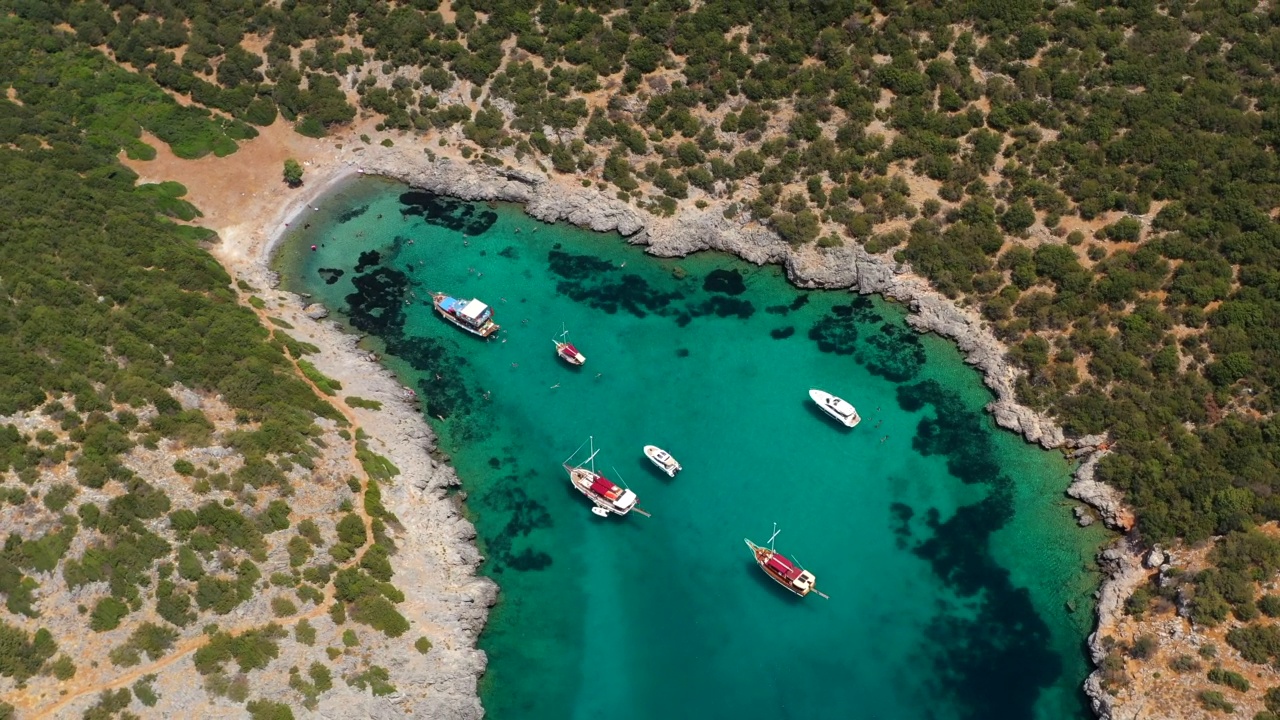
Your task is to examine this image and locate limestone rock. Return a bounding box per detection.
[303,303,330,320]
[1083,540,1148,720]
[1074,506,1095,527]
[1144,545,1167,569]
[1067,450,1134,531]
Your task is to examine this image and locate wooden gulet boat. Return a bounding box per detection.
[744,525,828,599]
[564,436,650,518]
[553,325,586,366]
[432,293,500,338]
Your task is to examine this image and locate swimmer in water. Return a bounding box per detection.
[511,362,518,368]
[550,383,560,389]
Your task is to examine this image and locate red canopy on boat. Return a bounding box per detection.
[589,475,620,499]
[765,553,804,581]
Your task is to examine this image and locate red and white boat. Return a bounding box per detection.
[744,525,828,599]
[564,436,649,518]
[553,326,586,366]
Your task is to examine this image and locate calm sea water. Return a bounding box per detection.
[276,176,1108,720]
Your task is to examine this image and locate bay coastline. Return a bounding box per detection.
[211,139,1133,718]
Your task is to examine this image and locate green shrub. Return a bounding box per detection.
[346,664,395,695]
[42,484,77,513]
[271,596,298,617]
[48,654,75,680]
[1259,595,1280,617]
[283,159,304,188]
[247,698,294,720]
[132,675,159,706]
[1197,690,1234,713]
[1130,634,1158,660]
[0,623,56,681]
[345,396,383,411]
[295,619,316,646]
[297,360,341,395]
[415,637,432,654]
[1208,667,1250,692]
[89,597,129,632]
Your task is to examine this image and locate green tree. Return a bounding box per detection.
[283,159,304,188]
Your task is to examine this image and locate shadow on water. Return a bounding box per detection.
[802,401,855,431]
[894,378,1073,719]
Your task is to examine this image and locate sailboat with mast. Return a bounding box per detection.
[744,524,828,599]
[564,436,649,518]
[553,324,586,366]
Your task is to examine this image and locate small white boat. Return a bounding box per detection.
[809,389,861,428]
[643,445,681,477]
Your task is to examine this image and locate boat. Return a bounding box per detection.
[553,326,586,366]
[643,445,681,477]
[564,436,650,518]
[808,388,860,428]
[744,525,828,599]
[431,293,500,338]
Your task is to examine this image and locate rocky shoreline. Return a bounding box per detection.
[262,146,1134,718]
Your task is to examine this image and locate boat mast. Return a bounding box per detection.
[767,523,781,551]
[586,435,598,474]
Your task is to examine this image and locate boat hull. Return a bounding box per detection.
[432,294,500,338]
[643,445,681,477]
[744,539,815,597]
[565,464,634,516]
[555,342,586,366]
[808,389,860,428]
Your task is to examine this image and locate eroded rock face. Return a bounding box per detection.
[1068,451,1134,532]
[1084,541,1149,720]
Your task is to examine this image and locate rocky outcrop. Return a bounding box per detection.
[1068,450,1134,531]
[1084,539,1149,720]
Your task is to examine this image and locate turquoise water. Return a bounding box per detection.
[276,176,1108,720]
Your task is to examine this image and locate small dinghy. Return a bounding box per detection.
[643,445,681,477]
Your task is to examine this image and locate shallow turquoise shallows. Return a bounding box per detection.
[276,176,1108,720]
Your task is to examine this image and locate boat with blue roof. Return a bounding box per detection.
[432,293,500,338]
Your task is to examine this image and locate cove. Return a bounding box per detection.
[275,175,1108,720]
